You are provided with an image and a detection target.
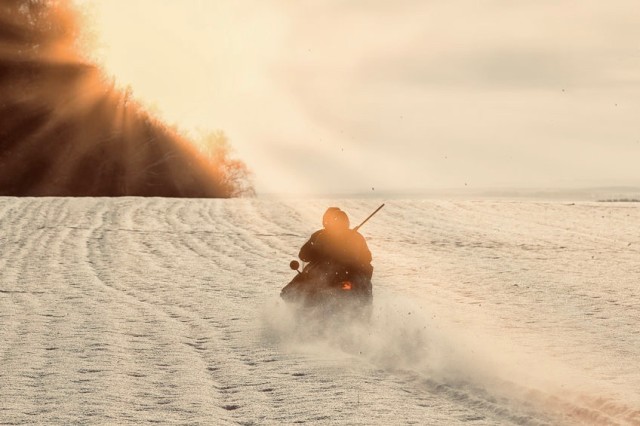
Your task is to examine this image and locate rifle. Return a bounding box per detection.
[353,203,385,231]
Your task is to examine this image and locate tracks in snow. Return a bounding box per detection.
[0,197,638,425]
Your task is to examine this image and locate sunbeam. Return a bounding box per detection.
[0,0,252,197]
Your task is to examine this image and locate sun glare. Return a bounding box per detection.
[0,0,253,196]
[72,1,166,112]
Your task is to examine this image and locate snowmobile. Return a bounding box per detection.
[279,203,384,319]
[280,259,373,317]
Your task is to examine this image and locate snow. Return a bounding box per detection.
[1,197,638,425]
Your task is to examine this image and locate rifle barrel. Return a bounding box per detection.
[354,203,385,231]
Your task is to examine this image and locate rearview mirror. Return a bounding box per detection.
[289,260,300,271]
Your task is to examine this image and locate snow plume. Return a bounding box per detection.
[263,291,640,425]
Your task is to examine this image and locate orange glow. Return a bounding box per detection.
[341,281,352,291]
[0,0,252,197]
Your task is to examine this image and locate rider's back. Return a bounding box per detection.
[299,228,372,277]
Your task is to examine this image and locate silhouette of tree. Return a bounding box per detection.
[196,130,255,197]
[0,0,254,197]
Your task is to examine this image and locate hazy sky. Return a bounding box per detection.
[76,0,640,195]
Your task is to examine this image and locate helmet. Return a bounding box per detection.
[322,207,349,230]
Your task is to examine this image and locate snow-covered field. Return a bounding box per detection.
[1,197,638,425]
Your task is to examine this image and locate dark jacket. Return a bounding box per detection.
[299,228,373,278]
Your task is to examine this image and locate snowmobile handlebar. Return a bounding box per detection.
[290,260,301,274]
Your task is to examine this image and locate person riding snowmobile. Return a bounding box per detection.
[281,205,382,313]
[299,207,373,280]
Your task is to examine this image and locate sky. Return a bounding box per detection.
[74,0,640,195]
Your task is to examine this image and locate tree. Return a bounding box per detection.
[196,130,255,197]
[1,0,255,197]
